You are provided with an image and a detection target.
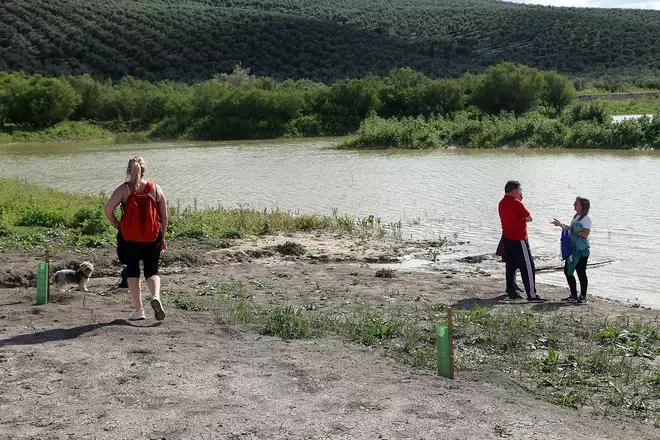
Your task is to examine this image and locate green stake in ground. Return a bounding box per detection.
[36,262,49,305]
[436,307,455,379]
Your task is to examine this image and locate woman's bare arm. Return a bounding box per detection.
[104,185,125,228]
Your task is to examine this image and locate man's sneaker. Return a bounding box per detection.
[507,293,524,299]
[527,295,547,302]
[128,309,146,321]
[151,298,165,321]
[563,295,578,302]
[577,296,588,304]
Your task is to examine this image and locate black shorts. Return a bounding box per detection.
[117,231,162,279]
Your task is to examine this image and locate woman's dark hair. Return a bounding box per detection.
[575,197,590,220]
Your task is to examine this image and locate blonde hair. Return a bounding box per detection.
[126,154,146,190]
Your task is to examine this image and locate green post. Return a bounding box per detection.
[36,262,49,305]
[436,324,451,378]
[436,307,455,379]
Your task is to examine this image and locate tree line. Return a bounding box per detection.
[1,63,580,139]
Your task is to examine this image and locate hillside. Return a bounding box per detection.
[0,0,659,82]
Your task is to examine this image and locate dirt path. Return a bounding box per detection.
[1,233,657,439]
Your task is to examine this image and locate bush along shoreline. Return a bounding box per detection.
[0,178,398,251]
[0,63,658,147]
[339,108,660,150]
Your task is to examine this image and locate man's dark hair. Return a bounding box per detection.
[504,180,521,193]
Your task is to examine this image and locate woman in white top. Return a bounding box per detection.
[552,197,591,303]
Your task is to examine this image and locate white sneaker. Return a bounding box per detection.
[128,309,146,320]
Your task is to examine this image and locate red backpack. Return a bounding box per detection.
[119,180,161,242]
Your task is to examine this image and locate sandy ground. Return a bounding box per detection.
[0,233,657,440]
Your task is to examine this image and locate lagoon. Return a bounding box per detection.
[1,139,658,308]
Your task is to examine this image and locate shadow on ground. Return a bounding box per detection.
[0,319,161,347]
[452,294,523,309]
[452,295,584,311]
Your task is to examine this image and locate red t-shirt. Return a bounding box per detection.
[498,194,530,240]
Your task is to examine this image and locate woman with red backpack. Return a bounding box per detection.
[105,154,168,321]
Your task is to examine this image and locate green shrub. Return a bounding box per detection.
[530,117,568,146]
[644,113,660,146]
[539,71,576,116]
[285,114,323,137]
[610,119,647,147]
[340,115,441,149]
[563,102,609,125]
[316,78,381,135]
[187,86,305,139]
[150,115,193,139]
[567,121,613,147]
[80,214,111,236]
[71,205,111,236]
[0,72,82,128]
[471,62,543,115]
[17,207,69,228]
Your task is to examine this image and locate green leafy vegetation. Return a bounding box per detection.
[341,105,660,149]
[0,178,398,249]
[0,178,114,249]
[0,64,656,146]
[205,289,659,421]
[0,121,112,142]
[1,1,659,83]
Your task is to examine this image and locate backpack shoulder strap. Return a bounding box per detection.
[143,180,154,194]
[120,182,132,204]
[141,180,160,203]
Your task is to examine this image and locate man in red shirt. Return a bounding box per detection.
[498,180,542,301]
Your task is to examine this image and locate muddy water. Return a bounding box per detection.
[1,139,658,308]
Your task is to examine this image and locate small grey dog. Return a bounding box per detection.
[52,261,94,292]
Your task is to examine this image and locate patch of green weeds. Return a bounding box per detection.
[260,305,327,340]
[450,305,659,419]
[274,241,306,256]
[356,215,386,239]
[548,388,588,408]
[333,213,355,233]
[341,311,401,345]
[165,293,207,311]
[216,279,249,299]
[230,296,256,324]
[219,229,242,239]
[455,306,542,353]
[390,325,435,368]
[595,322,659,358]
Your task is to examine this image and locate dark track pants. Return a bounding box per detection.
[502,237,537,298]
